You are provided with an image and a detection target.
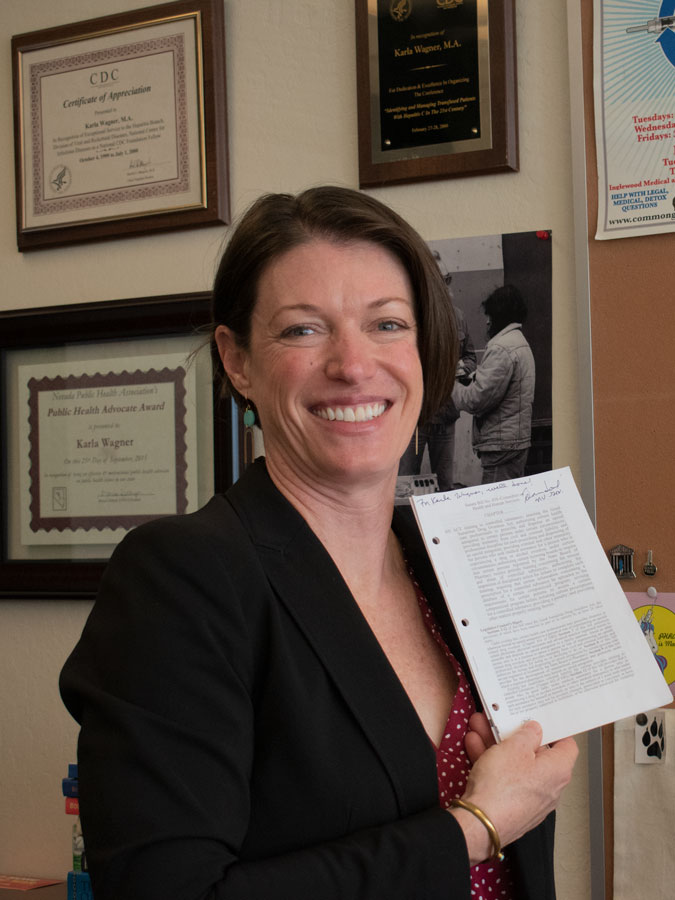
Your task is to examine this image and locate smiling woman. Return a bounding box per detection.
[60,186,579,900]
[211,186,458,425]
[215,238,424,493]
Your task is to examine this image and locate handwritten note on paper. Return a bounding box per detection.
[411,468,672,744]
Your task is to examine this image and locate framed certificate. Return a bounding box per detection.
[355,0,518,187]
[12,0,229,251]
[0,294,239,599]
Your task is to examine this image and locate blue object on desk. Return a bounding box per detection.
[67,872,91,900]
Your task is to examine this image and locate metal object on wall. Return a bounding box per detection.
[609,544,636,579]
[643,550,657,577]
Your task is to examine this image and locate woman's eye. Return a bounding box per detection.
[281,324,316,337]
[377,319,405,332]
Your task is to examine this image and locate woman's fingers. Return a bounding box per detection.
[464,712,495,763]
[538,735,579,772]
[464,730,486,765]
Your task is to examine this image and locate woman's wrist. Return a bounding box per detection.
[449,798,504,861]
[446,801,499,866]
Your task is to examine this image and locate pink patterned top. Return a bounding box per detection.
[409,571,515,900]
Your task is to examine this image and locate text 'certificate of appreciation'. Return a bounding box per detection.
[19,14,204,230]
[18,353,199,545]
[411,468,671,744]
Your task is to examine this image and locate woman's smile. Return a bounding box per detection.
[311,401,388,422]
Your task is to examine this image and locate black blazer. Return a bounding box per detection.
[60,459,556,900]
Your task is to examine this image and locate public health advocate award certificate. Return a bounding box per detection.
[411,468,671,744]
[18,14,204,230]
[18,353,199,545]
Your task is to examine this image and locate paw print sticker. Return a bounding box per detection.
[635,712,666,763]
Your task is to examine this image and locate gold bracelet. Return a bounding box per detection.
[448,798,504,862]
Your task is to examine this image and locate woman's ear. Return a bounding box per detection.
[214,325,251,396]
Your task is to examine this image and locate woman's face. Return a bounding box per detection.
[216,239,423,490]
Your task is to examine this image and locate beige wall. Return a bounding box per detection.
[0,1,590,894]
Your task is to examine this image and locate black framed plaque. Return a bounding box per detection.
[355,0,518,186]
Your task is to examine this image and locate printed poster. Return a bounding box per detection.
[594,1,675,239]
[627,592,675,698]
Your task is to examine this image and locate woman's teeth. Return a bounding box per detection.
[314,402,387,422]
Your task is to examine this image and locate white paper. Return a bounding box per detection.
[411,468,672,744]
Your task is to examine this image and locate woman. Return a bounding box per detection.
[60,187,577,900]
[452,284,535,484]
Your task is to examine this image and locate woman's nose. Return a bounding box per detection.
[324,331,376,383]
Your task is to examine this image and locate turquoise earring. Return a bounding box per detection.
[243,403,255,466]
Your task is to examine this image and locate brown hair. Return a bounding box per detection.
[212,185,457,423]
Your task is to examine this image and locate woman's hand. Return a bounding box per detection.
[464,712,496,764]
[452,718,579,865]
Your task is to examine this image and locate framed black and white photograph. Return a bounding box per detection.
[0,293,236,598]
[397,229,552,502]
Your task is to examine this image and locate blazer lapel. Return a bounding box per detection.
[226,461,439,816]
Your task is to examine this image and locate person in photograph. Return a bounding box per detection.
[60,188,575,900]
[398,252,476,492]
[453,284,535,483]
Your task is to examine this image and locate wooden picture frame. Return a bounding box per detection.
[12,0,229,251]
[355,0,518,187]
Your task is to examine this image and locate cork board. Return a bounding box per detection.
[578,3,675,896]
